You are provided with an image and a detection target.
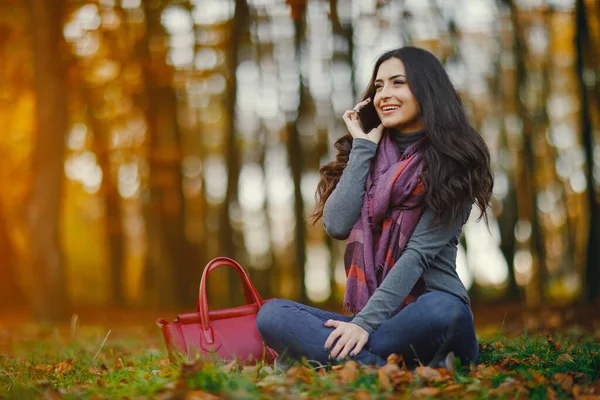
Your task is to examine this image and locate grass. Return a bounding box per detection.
[0,321,599,399]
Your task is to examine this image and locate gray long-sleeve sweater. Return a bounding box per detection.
[322,131,472,334]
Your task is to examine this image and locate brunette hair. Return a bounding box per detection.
[311,46,494,225]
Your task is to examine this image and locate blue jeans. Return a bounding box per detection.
[256,290,478,367]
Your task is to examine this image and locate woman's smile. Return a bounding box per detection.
[373,58,423,133]
[380,104,402,115]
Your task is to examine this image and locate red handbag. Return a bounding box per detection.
[157,256,278,364]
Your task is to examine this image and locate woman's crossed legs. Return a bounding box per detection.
[256,291,478,368]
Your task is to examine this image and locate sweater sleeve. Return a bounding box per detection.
[350,206,467,334]
[322,139,378,240]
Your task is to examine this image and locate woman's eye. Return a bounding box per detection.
[394,80,405,85]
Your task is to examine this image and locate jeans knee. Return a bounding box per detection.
[256,299,287,339]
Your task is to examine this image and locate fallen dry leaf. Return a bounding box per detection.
[410,387,441,398]
[337,360,359,384]
[469,364,498,378]
[554,372,574,393]
[387,353,407,369]
[184,390,220,400]
[88,366,103,376]
[495,341,505,349]
[391,370,414,387]
[547,335,561,351]
[546,386,559,400]
[54,360,73,375]
[523,354,541,364]
[285,366,313,385]
[443,383,463,393]
[557,353,574,364]
[34,364,54,374]
[352,390,371,400]
[159,358,170,368]
[414,366,442,382]
[377,359,402,390]
[498,357,520,369]
[533,372,546,386]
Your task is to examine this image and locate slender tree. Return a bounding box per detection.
[504,0,546,307]
[219,0,251,307]
[26,0,69,321]
[82,87,125,306]
[288,0,309,303]
[575,0,600,302]
[0,207,24,309]
[141,0,188,307]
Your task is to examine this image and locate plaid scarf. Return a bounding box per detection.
[343,131,427,315]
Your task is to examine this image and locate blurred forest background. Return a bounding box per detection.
[0,0,599,322]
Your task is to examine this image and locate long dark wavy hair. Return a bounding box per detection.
[311,46,494,225]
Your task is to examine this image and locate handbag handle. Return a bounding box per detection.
[195,263,256,311]
[197,257,264,344]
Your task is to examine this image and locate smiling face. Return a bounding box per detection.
[373,57,424,133]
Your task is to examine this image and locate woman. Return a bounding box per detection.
[256,47,493,371]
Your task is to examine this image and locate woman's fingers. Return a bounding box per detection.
[353,97,371,112]
[351,336,368,357]
[329,332,351,359]
[323,319,339,328]
[323,324,342,350]
[336,337,358,360]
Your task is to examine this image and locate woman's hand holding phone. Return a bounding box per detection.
[342,98,383,145]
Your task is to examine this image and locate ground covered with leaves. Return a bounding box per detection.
[1,312,599,399]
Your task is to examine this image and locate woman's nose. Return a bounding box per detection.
[379,86,392,99]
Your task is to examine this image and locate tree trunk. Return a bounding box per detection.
[218,0,250,307]
[26,0,69,321]
[0,208,24,309]
[141,1,188,308]
[83,88,125,306]
[505,0,546,307]
[575,0,600,303]
[289,2,309,304]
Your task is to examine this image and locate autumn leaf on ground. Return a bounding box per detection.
[34,364,54,374]
[377,354,403,390]
[469,364,498,378]
[54,359,73,375]
[523,353,541,364]
[414,366,443,383]
[285,365,313,385]
[410,387,441,399]
[557,353,575,364]
[184,390,220,400]
[498,356,520,369]
[337,360,359,384]
[554,372,574,394]
[88,366,103,376]
[547,335,561,351]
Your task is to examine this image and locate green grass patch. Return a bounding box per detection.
[0,322,598,399]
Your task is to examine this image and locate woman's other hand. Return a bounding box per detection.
[323,320,369,360]
[342,98,384,144]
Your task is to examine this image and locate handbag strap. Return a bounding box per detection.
[198,257,263,335]
[195,265,255,311]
